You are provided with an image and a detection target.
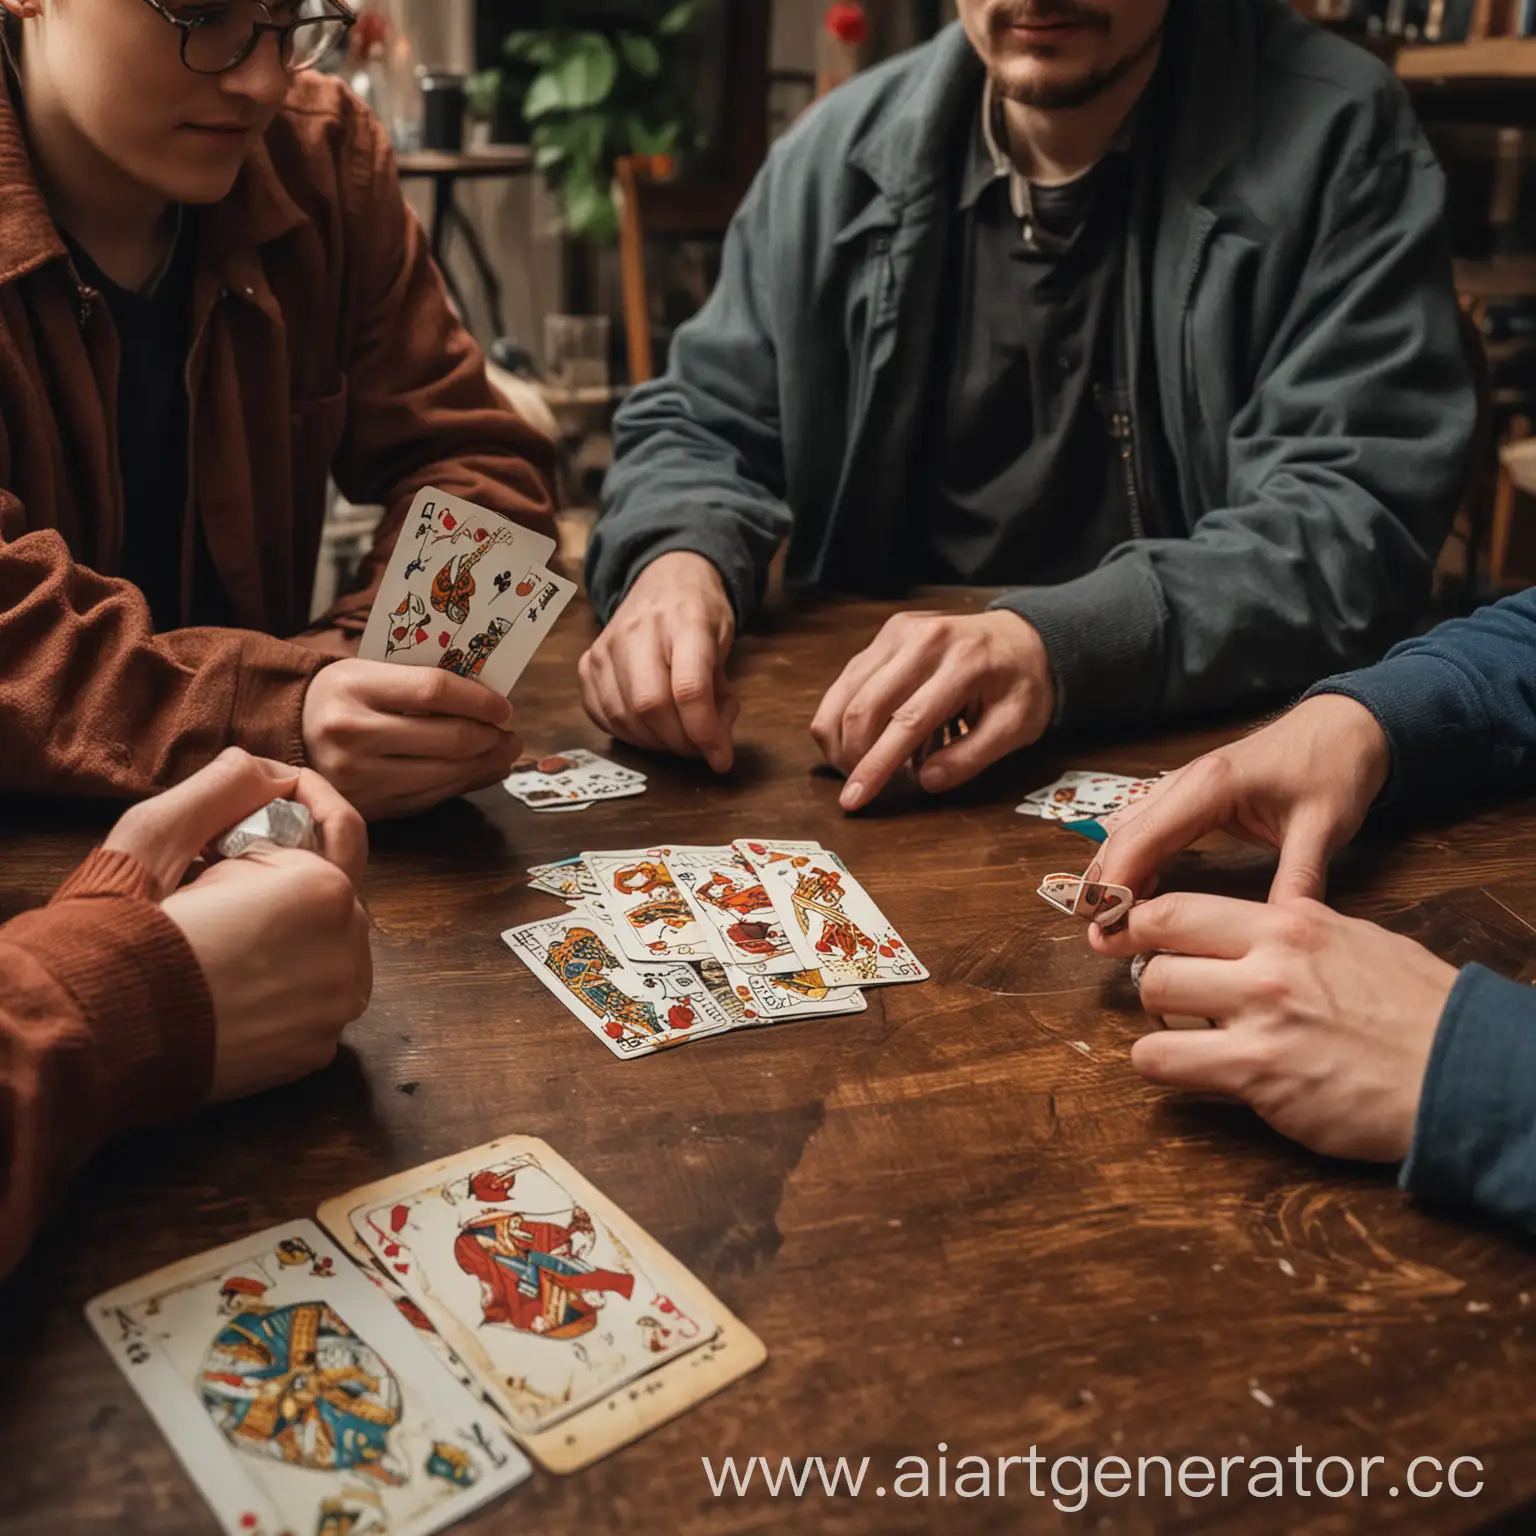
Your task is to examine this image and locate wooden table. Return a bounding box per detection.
[5,592,1536,1534]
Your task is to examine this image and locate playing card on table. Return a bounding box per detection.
[583,848,716,964]
[504,750,646,810]
[85,1220,529,1536]
[743,843,928,988]
[1016,770,1156,822]
[525,857,600,903]
[695,958,867,1027]
[502,907,734,1058]
[358,488,557,692]
[668,846,803,975]
[318,1139,765,1475]
[326,1139,717,1438]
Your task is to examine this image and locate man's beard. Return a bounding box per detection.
[989,7,1164,112]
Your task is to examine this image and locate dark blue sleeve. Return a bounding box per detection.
[1303,587,1536,806]
[1401,964,1536,1237]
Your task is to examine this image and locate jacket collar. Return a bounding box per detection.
[0,56,64,286]
[0,57,309,291]
[845,0,1258,223]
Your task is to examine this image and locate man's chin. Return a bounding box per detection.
[991,58,1115,111]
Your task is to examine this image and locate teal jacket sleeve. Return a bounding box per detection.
[584,157,792,627]
[1403,964,1536,1237]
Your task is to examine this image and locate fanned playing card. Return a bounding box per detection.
[583,848,716,964]
[502,908,734,1057]
[695,959,867,1026]
[668,846,804,975]
[318,1139,765,1475]
[742,843,927,988]
[85,1220,530,1536]
[359,489,555,681]
[471,569,578,695]
[1016,770,1156,821]
[1036,872,1133,926]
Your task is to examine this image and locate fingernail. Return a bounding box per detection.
[842,781,864,810]
[1083,859,1103,884]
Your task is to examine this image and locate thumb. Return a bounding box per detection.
[104,749,300,898]
[1268,810,1337,903]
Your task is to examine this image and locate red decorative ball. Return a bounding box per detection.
[825,1,869,46]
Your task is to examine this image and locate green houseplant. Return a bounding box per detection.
[470,0,715,245]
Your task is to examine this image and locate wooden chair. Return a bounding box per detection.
[615,0,771,385]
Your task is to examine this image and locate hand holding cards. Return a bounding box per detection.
[359,488,574,697]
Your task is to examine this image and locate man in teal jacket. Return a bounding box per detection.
[582,0,1474,812]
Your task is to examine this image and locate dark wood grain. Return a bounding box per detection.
[5,592,1536,1534]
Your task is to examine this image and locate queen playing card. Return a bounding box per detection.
[85,1221,530,1536]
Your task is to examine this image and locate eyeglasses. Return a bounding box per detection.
[138,0,356,77]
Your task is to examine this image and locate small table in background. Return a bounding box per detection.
[396,146,534,340]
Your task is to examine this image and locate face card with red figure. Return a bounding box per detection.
[583,848,715,964]
[669,846,803,975]
[747,845,928,988]
[318,1141,765,1474]
[85,1221,530,1536]
[328,1142,718,1439]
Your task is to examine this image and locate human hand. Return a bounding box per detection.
[579,551,739,773]
[1090,892,1457,1163]
[302,658,522,819]
[810,610,1054,812]
[104,746,367,892]
[1095,695,1391,904]
[104,749,373,1103]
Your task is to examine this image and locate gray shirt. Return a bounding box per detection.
[920,83,1135,585]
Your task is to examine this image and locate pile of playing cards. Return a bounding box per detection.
[503,749,647,814]
[504,839,929,1058]
[87,1137,766,1534]
[1016,770,1156,822]
[359,488,575,695]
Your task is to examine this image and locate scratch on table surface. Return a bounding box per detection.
[1481,888,1536,940]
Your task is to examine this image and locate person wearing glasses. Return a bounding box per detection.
[0,0,554,819]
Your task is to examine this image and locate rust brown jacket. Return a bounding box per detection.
[0,71,556,798]
[0,847,213,1278]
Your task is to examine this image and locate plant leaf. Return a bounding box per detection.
[523,68,566,121]
[617,32,662,78]
[552,32,619,111]
[658,0,709,35]
[561,163,619,244]
[503,30,560,66]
